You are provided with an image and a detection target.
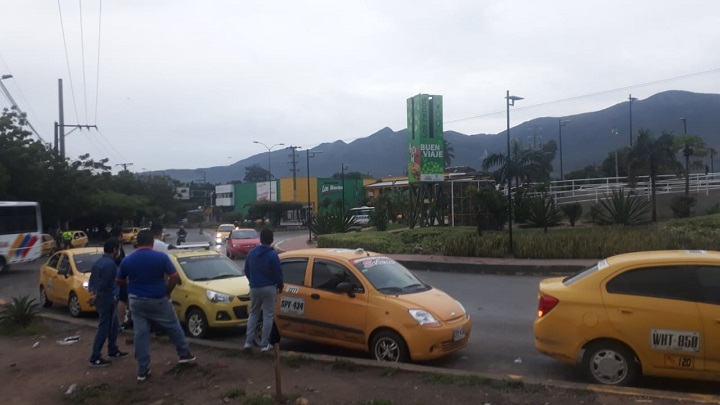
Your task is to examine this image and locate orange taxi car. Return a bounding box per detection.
[39,247,103,317]
[258,248,471,362]
[534,250,720,386]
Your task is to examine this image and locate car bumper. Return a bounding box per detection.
[403,315,472,361]
[200,302,251,328]
[228,246,254,256]
[533,318,583,364]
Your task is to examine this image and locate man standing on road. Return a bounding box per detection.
[62,230,72,249]
[150,223,169,254]
[243,228,283,351]
[88,239,128,367]
[108,227,130,329]
[116,230,195,381]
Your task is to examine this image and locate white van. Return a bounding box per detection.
[347,206,374,227]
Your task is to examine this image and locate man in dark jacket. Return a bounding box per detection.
[87,239,128,367]
[243,228,283,351]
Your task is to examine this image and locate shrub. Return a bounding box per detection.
[370,205,389,231]
[525,197,563,232]
[310,208,358,235]
[670,196,696,218]
[561,203,583,226]
[0,296,40,327]
[592,188,650,225]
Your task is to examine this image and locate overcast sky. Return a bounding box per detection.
[3,1,720,173]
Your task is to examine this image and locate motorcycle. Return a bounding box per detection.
[176,231,187,245]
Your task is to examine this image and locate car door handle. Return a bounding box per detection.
[619,308,634,314]
[310,293,320,300]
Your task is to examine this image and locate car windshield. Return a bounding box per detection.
[562,260,606,285]
[351,256,429,294]
[218,225,235,232]
[122,228,134,233]
[231,230,257,239]
[74,253,104,273]
[177,255,245,281]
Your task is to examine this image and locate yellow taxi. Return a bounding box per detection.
[534,250,720,386]
[168,245,251,338]
[38,247,103,317]
[68,230,89,248]
[256,248,471,362]
[41,233,57,256]
[215,223,236,244]
[121,227,140,244]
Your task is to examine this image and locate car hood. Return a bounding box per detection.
[384,287,465,322]
[191,277,250,295]
[230,238,259,245]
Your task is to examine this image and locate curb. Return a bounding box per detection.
[392,258,587,276]
[37,313,720,404]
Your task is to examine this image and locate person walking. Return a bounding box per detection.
[116,230,195,381]
[62,230,72,249]
[88,239,128,367]
[243,228,283,351]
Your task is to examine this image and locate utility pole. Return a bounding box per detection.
[57,78,97,158]
[115,163,133,171]
[0,74,46,144]
[287,145,300,202]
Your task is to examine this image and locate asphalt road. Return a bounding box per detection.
[2,229,717,395]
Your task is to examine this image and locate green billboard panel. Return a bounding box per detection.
[407,94,444,183]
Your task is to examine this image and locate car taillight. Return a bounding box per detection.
[537,295,559,318]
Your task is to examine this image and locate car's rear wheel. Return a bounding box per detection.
[68,292,82,317]
[371,330,408,362]
[582,341,639,386]
[0,257,8,274]
[186,308,209,339]
[39,286,52,308]
[226,247,233,260]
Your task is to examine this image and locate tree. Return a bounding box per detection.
[443,139,454,168]
[481,140,552,189]
[673,134,708,198]
[244,164,271,183]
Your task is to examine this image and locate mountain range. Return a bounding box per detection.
[156,90,720,184]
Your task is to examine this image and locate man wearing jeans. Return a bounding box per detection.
[116,230,195,381]
[88,239,128,366]
[243,228,283,351]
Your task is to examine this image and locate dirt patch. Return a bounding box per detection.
[0,319,706,404]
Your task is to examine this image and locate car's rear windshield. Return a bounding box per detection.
[74,253,104,273]
[351,256,430,295]
[122,228,135,233]
[218,225,235,232]
[177,255,244,281]
[231,230,257,239]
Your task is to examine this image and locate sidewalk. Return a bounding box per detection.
[274,235,597,276]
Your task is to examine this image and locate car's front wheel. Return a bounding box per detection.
[186,308,209,338]
[68,292,82,317]
[582,341,639,386]
[371,330,408,362]
[39,286,52,308]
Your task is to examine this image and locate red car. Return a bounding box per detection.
[225,228,260,259]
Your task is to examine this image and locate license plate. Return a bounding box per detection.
[664,354,694,369]
[453,327,466,342]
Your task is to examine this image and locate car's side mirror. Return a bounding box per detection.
[336,281,355,298]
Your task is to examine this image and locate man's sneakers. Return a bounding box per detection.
[178,353,196,364]
[243,342,253,351]
[137,369,151,382]
[260,344,273,352]
[108,350,129,359]
[88,358,111,367]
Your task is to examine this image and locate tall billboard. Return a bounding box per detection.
[407,94,444,183]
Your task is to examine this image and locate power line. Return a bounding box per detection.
[444,67,720,125]
[0,53,49,130]
[57,0,80,124]
[78,0,89,123]
[94,127,127,161]
[93,0,103,124]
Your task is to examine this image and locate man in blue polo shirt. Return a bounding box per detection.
[116,229,195,381]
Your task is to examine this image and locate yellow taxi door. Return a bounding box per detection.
[695,265,720,373]
[299,259,368,347]
[42,253,62,302]
[52,254,73,304]
[601,265,704,373]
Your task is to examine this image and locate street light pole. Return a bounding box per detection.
[253,140,285,201]
[306,149,322,242]
[611,129,619,180]
[505,90,523,256]
[680,117,687,135]
[558,119,571,180]
[341,163,349,213]
[628,94,637,146]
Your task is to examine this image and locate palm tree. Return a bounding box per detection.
[443,139,454,168]
[481,140,551,189]
[673,134,708,197]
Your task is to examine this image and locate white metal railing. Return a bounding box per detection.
[519,173,720,205]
